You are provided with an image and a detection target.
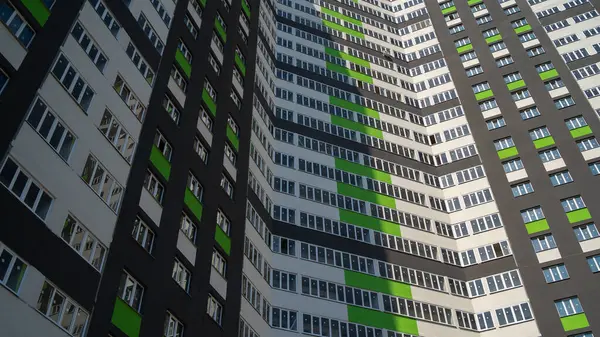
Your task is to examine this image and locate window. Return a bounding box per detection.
[154,132,172,162]
[565,116,588,131]
[520,107,540,120]
[36,281,89,335]
[545,78,564,91]
[138,13,164,53]
[224,143,236,165]
[477,241,511,261]
[271,307,298,330]
[81,155,123,211]
[207,295,222,325]
[70,22,108,72]
[539,148,561,162]
[455,37,471,48]
[131,217,154,253]
[51,54,95,111]
[172,259,191,292]
[144,170,164,202]
[489,41,506,52]
[495,302,533,326]
[504,5,520,14]
[456,310,494,331]
[555,96,575,109]
[0,68,8,94]
[0,245,28,293]
[496,56,514,67]
[449,24,465,34]
[187,172,202,201]
[543,264,569,283]
[61,215,107,270]
[177,40,192,64]
[199,107,213,131]
[494,137,515,151]
[460,51,477,62]
[99,109,136,162]
[476,15,492,25]
[531,234,556,252]
[125,42,155,85]
[527,46,545,57]
[512,89,530,101]
[486,117,506,130]
[479,99,497,111]
[529,127,551,141]
[205,80,217,101]
[577,138,600,152]
[193,137,208,163]
[164,312,184,337]
[519,32,537,43]
[170,66,187,92]
[163,95,180,124]
[483,28,500,39]
[466,66,483,77]
[472,82,491,94]
[589,162,600,175]
[217,209,230,235]
[212,249,227,277]
[89,0,120,36]
[503,159,523,173]
[117,272,144,312]
[221,174,234,198]
[180,213,197,242]
[113,75,146,121]
[504,72,522,84]
[573,223,599,241]
[521,206,544,223]
[550,171,573,186]
[0,157,53,220]
[272,270,297,292]
[555,297,583,317]
[0,2,35,47]
[183,14,198,38]
[587,255,600,272]
[486,270,521,293]
[27,97,77,162]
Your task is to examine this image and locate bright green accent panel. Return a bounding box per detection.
[570,126,593,138]
[326,62,373,84]
[485,35,502,44]
[347,307,418,335]
[202,88,217,116]
[539,69,559,80]
[507,80,526,91]
[337,183,396,209]
[329,97,379,118]
[457,44,473,53]
[339,209,401,236]
[566,208,591,223]
[175,49,192,78]
[214,18,227,42]
[112,298,141,337]
[475,89,494,100]
[497,146,518,159]
[242,0,251,18]
[344,271,411,298]
[323,21,364,39]
[184,189,204,222]
[21,0,50,26]
[215,225,231,255]
[321,7,363,26]
[150,145,171,180]
[325,47,370,68]
[226,125,240,151]
[235,54,246,76]
[441,6,457,14]
[560,313,590,331]
[331,115,382,138]
[525,219,549,234]
[533,136,555,149]
[468,0,483,5]
[199,0,206,7]
[514,24,532,34]
[334,158,391,183]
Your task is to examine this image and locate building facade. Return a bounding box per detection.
[0,0,600,336]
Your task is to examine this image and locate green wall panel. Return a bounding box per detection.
[202,88,217,116]
[533,136,555,149]
[485,34,502,44]
[242,0,251,18]
[175,49,192,78]
[475,89,494,101]
[339,209,401,236]
[441,6,456,14]
[184,189,204,222]
[539,69,559,80]
[337,183,396,208]
[150,145,171,180]
[329,97,380,118]
[570,126,593,138]
[323,21,365,39]
[468,0,483,5]
[199,0,206,7]
[344,271,412,298]
[525,219,549,234]
[566,208,591,223]
[325,47,370,68]
[497,146,518,159]
[21,0,50,26]
[506,80,526,91]
[334,159,391,183]
[456,43,473,53]
[215,225,231,255]
[326,62,373,83]
[111,298,142,337]
[347,306,419,335]
[514,24,532,34]
[214,18,227,42]
[560,313,589,331]
[226,125,240,151]
[235,53,247,76]
[321,7,363,25]
[331,115,382,138]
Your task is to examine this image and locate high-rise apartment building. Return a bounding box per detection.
[1,0,600,336]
